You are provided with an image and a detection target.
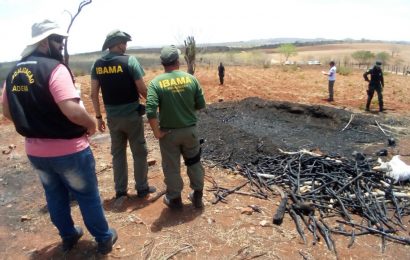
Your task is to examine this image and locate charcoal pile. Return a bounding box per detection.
[207,149,410,253]
[199,98,410,253]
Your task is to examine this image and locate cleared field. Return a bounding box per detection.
[1,44,410,260]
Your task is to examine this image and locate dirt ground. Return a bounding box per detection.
[1,65,410,260]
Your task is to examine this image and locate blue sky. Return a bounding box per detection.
[0,0,409,62]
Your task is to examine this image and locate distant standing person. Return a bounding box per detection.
[2,19,117,254]
[218,62,225,85]
[146,45,206,209]
[90,30,156,199]
[363,61,384,112]
[322,61,336,101]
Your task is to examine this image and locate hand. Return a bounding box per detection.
[87,124,97,137]
[153,129,170,139]
[97,119,106,132]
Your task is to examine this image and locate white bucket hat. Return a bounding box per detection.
[21,19,68,58]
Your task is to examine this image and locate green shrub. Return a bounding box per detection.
[281,64,298,72]
[338,66,352,76]
[358,103,366,110]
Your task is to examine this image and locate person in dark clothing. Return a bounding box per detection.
[218,62,225,85]
[363,61,384,112]
[91,30,156,199]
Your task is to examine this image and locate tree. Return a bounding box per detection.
[351,50,374,67]
[278,43,297,64]
[184,36,196,75]
[375,52,390,65]
[390,45,400,58]
[63,0,93,66]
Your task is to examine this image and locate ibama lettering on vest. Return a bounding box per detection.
[96,65,124,75]
[159,76,192,89]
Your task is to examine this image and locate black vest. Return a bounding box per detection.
[370,66,383,83]
[5,53,87,138]
[94,55,139,105]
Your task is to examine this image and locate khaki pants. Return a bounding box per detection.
[107,113,148,193]
[159,125,204,199]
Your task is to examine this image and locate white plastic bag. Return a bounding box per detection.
[373,155,410,183]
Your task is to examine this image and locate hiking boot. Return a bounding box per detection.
[97,228,118,255]
[115,191,128,199]
[62,226,83,252]
[163,195,183,209]
[188,190,204,209]
[137,186,156,198]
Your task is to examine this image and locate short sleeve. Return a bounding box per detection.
[49,64,79,103]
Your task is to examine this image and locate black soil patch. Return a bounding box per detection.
[198,97,408,167]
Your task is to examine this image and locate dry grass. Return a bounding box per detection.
[196,42,410,68]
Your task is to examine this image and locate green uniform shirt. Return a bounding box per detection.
[91,53,145,117]
[146,70,206,128]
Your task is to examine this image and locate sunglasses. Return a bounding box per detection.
[49,35,65,44]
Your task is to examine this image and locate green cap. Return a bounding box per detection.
[375,61,382,66]
[160,45,181,64]
[102,30,132,51]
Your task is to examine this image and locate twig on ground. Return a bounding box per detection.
[141,239,155,260]
[341,114,355,132]
[164,243,194,260]
[148,190,166,203]
[230,245,250,259]
[96,165,112,175]
[375,120,390,137]
[248,252,268,259]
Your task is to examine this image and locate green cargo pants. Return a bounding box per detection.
[159,125,204,199]
[107,113,149,194]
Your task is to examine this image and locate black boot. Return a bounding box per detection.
[97,228,118,255]
[365,99,371,112]
[137,186,156,198]
[62,226,83,252]
[163,195,183,209]
[188,190,203,208]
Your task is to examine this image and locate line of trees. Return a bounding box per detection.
[274,43,409,74]
[350,50,391,67]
